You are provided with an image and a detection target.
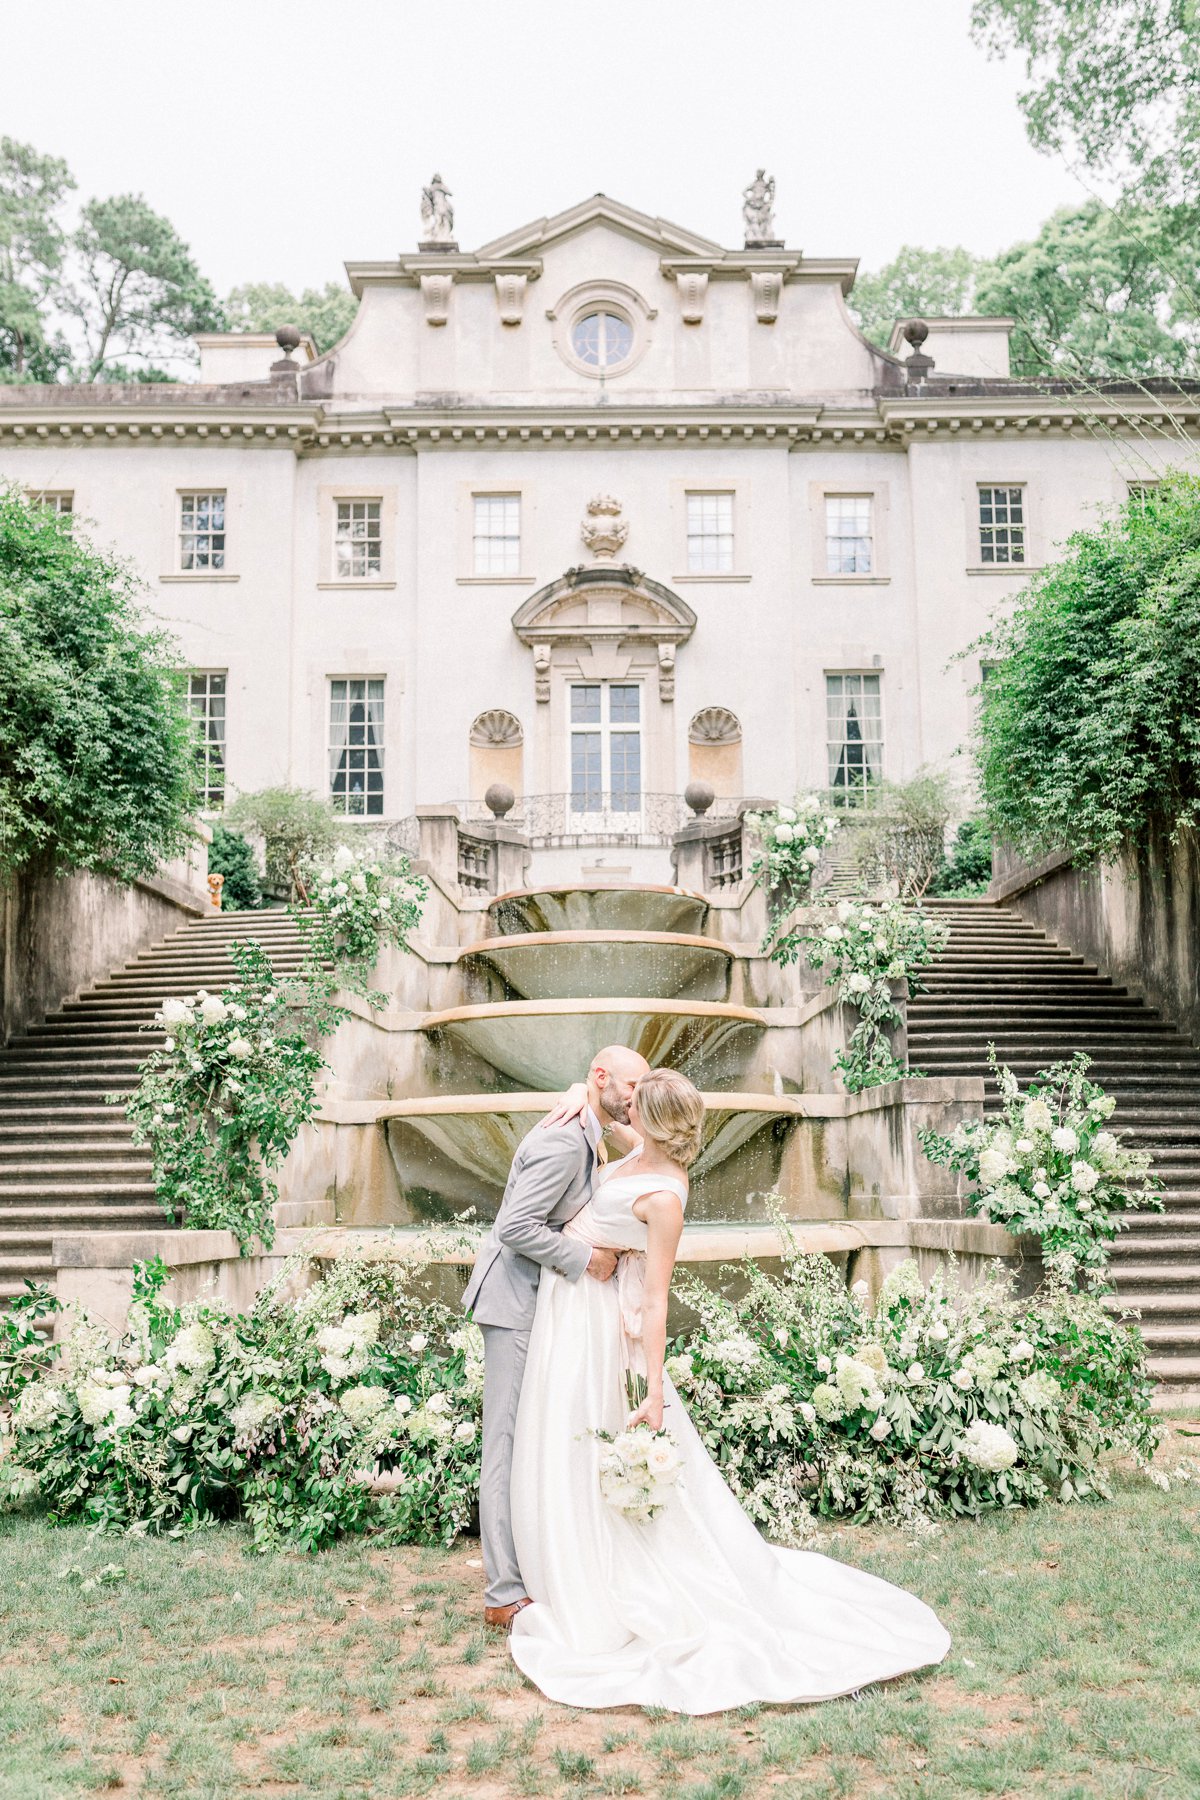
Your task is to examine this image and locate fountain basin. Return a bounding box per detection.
[461,931,732,1002]
[421,997,765,1092]
[489,884,708,937]
[375,1091,845,1223]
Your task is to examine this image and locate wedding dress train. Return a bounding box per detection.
[508,1156,951,1715]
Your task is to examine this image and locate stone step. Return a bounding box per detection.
[0,1180,158,1200]
[1148,1355,1200,1384]
[0,1160,152,1183]
[2,1041,156,1062]
[1104,1291,1200,1318]
[1110,1263,1200,1288]
[0,1254,55,1279]
[0,1140,146,1164]
[1113,1236,1200,1257]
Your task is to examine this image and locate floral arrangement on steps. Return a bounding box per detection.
[798,895,950,1092]
[919,1049,1162,1288]
[0,1225,1166,1554]
[745,797,839,942]
[115,845,426,1253]
[0,1239,481,1553]
[668,1233,1162,1544]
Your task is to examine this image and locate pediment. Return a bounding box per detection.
[476,194,725,263]
[512,566,697,646]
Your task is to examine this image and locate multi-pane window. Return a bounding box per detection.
[825,496,873,574]
[334,499,382,579]
[686,492,734,574]
[570,311,633,370]
[188,672,226,810]
[978,486,1025,564]
[329,679,385,816]
[826,673,883,803]
[569,682,642,816]
[473,494,521,576]
[179,492,226,570]
[29,490,73,517]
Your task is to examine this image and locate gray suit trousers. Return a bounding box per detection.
[479,1321,532,1608]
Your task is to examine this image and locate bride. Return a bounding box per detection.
[508,1065,951,1715]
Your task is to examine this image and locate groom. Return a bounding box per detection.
[463,1043,650,1627]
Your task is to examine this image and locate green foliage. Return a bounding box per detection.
[207,824,262,912]
[854,769,955,897]
[970,0,1200,203]
[0,136,74,381]
[745,795,840,950]
[670,1237,1161,1539]
[972,470,1200,861]
[66,193,224,380]
[921,1050,1162,1286]
[297,843,427,1008]
[797,896,949,1091]
[225,280,357,353]
[929,819,993,896]
[226,785,348,901]
[0,486,197,879]
[849,244,981,348]
[0,1246,483,1552]
[122,941,328,1252]
[974,199,1200,378]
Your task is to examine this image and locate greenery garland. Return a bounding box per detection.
[800,896,949,1092]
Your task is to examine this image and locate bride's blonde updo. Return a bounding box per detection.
[634,1068,706,1169]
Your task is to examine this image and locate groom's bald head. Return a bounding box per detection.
[589,1044,650,1124]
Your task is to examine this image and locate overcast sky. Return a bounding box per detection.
[3,0,1088,296]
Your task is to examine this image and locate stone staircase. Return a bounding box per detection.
[0,911,310,1310]
[912,899,1200,1391]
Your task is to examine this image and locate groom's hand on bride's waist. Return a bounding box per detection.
[585,1248,618,1282]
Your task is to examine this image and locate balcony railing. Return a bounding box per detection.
[451,792,747,849]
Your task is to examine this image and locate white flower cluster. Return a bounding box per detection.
[959,1420,1019,1473]
[748,797,839,906]
[596,1424,683,1524]
[317,1310,379,1382]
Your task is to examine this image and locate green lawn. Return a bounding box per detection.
[1,1422,1198,1800]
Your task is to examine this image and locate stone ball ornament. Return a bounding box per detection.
[275,324,302,355]
[485,783,516,819]
[684,781,716,817]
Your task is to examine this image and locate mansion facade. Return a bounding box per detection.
[2,193,1197,878]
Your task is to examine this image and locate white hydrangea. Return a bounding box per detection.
[708,1333,759,1371]
[1023,1098,1054,1134]
[1009,1339,1035,1363]
[847,972,872,995]
[960,1420,1019,1473]
[823,924,844,942]
[1018,1371,1062,1410]
[1051,1126,1079,1155]
[159,997,195,1027]
[800,843,822,866]
[332,845,356,873]
[664,1353,695,1385]
[339,1385,389,1427]
[1092,1131,1119,1164]
[1070,1160,1100,1194]
[231,1392,283,1436]
[835,1355,883,1412]
[14,1383,67,1428]
[776,805,798,824]
[836,899,854,924]
[878,1259,924,1310]
[228,1036,253,1060]
[978,1147,1012,1189]
[199,995,228,1026]
[167,1323,216,1373]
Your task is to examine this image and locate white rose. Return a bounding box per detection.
[1009,1340,1034,1362]
[851,1279,870,1300]
[1051,1126,1079,1155]
[408,1332,428,1353]
[799,1402,816,1424]
[952,1368,973,1389]
[907,1362,925,1384]
[426,1392,451,1415]
[350,872,368,893]
[162,1102,175,1117]
[776,805,797,824]
[453,1420,477,1444]
[1076,1196,1094,1213]
[772,1326,789,1348]
[163,1037,176,1053]
[1033,1182,1052,1199]
[823,924,843,941]
[847,972,872,995]
[379,897,392,911]
[817,1355,832,1375]
[869,1415,892,1441]
[393,1395,413,1416]
[929,1321,949,1342]
[773,823,795,845]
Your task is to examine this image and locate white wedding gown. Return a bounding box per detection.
[508,1152,951,1714]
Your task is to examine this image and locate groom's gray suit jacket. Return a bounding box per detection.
[462,1119,595,1327]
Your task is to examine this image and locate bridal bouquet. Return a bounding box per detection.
[594,1424,683,1525]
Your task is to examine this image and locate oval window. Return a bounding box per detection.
[570,310,634,370]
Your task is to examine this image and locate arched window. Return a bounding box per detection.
[688,706,743,798]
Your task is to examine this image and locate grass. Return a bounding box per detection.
[0,1421,1198,1799]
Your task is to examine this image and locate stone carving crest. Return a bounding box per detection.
[689,705,742,745]
[420,173,456,247]
[581,494,629,561]
[742,169,779,247]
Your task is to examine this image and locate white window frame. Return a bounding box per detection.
[825,671,884,806]
[28,489,73,517]
[977,484,1027,566]
[824,495,874,576]
[473,493,521,577]
[333,498,383,581]
[188,671,227,811]
[686,491,735,575]
[328,677,386,818]
[178,491,226,572]
[567,680,643,830]
[807,481,890,585]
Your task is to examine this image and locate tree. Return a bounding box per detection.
[975,199,1200,378]
[225,280,357,354]
[849,245,981,348]
[0,137,74,381]
[0,486,198,879]
[207,824,262,911]
[970,0,1200,202]
[65,194,224,381]
[225,787,349,900]
[972,472,1200,863]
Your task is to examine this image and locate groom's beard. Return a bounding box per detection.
[597,1090,631,1126]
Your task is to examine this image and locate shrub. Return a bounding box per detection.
[929,819,993,896]
[0,485,196,879]
[972,471,1200,862]
[854,769,954,896]
[798,895,949,1091]
[207,823,261,911]
[225,786,346,901]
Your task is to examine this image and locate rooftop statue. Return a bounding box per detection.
[420,173,455,246]
[742,169,777,246]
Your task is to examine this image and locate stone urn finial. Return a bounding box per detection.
[484,782,515,819]
[274,323,301,359]
[581,494,629,560]
[684,781,716,817]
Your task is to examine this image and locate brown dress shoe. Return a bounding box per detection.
[484,1597,533,1631]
